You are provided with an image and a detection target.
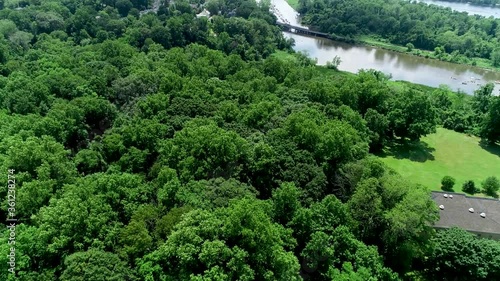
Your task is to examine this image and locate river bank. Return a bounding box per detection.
[271,50,438,92]
[358,35,500,73]
[418,0,500,18]
[283,0,500,73]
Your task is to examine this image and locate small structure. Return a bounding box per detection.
[227,9,236,17]
[196,9,211,18]
[431,191,500,240]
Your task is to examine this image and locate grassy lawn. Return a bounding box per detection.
[379,128,500,196]
[387,80,436,94]
[270,50,298,63]
[270,49,499,196]
[358,35,407,53]
[271,50,357,79]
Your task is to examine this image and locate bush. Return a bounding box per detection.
[482,176,500,198]
[441,176,455,192]
[462,180,478,195]
[326,55,342,70]
[406,43,414,52]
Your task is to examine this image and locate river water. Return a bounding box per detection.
[271,0,500,94]
[418,0,500,18]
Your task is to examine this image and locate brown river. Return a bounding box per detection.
[271,0,500,94]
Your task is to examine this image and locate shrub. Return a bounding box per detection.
[482,176,500,198]
[441,176,455,192]
[326,55,342,70]
[406,43,414,52]
[462,180,478,195]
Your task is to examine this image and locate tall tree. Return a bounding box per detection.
[387,89,437,141]
[60,249,136,281]
[137,199,301,281]
[423,227,500,281]
[480,96,500,143]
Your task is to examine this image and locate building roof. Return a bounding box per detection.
[196,9,211,18]
[431,191,500,235]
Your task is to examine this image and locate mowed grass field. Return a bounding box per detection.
[379,128,500,194]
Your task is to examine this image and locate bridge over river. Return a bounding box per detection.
[276,22,331,39]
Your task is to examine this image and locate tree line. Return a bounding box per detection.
[427,82,500,144]
[0,0,499,280]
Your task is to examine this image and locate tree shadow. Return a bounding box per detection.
[479,140,500,158]
[378,140,435,162]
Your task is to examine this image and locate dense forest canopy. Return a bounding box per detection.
[298,0,500,66]
[0,0,499,280]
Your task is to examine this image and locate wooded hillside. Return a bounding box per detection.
[0,1,499,280]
